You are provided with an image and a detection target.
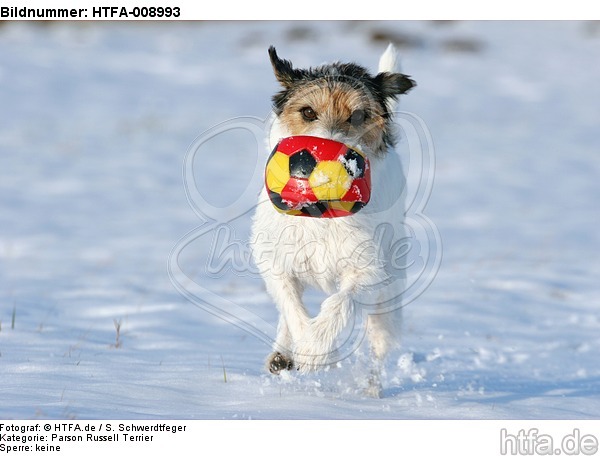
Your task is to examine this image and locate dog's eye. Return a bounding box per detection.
[300,107,317,121]
[348,109,367,127]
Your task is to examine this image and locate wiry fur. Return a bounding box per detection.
[268,46,414,155]
[250,45,415,396]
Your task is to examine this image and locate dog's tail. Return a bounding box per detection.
[378,42,399,74]
[378,43,401,113]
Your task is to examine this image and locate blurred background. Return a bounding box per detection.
[1,21,599,419]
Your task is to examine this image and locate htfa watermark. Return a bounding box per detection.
[501,428,599,456]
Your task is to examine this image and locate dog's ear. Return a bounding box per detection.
[269,46,304,88]
[374,72,416,98]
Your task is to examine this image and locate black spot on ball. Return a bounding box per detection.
[350,201,366,213]
[289,149,317,179]
[301,202,328,217]
[268,189,292,211]
[342,149,366,178]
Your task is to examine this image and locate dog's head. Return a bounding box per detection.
[268,46,415,156]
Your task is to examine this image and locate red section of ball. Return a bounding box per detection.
[341,177,371,203]
[320,208,354,218]
[280,178,318,209]
[276,136,348,162]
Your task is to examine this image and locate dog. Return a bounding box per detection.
[250,44,415,394]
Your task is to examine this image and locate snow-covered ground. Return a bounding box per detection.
[1,20,599,419]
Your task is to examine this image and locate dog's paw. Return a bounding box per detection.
[266,352,294,375]
[363,373,384,398]
[363,384,384,399]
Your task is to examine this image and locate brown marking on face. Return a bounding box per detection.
[277,80,389,155]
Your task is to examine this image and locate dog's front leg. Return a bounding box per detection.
[263,274,310,374]
[294,287,354,372]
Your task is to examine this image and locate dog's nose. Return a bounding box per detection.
[311,124,349,143]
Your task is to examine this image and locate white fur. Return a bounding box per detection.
[379,42,400,74]
[379,43,401,112]
[250,46,407,379]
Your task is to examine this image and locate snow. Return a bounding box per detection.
[309,169,331,186]
[1,21,600,420]
[338,155,360,178]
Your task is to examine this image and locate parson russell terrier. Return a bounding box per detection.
[250,44,415,395]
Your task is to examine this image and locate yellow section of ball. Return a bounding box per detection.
[308,160,352,201]
[265,151,290,194]
[328,200,356,212]
[274,206,303,216]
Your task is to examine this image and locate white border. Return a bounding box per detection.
[4,420,600,455]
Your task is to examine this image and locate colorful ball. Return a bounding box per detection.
[264,136,371,218]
